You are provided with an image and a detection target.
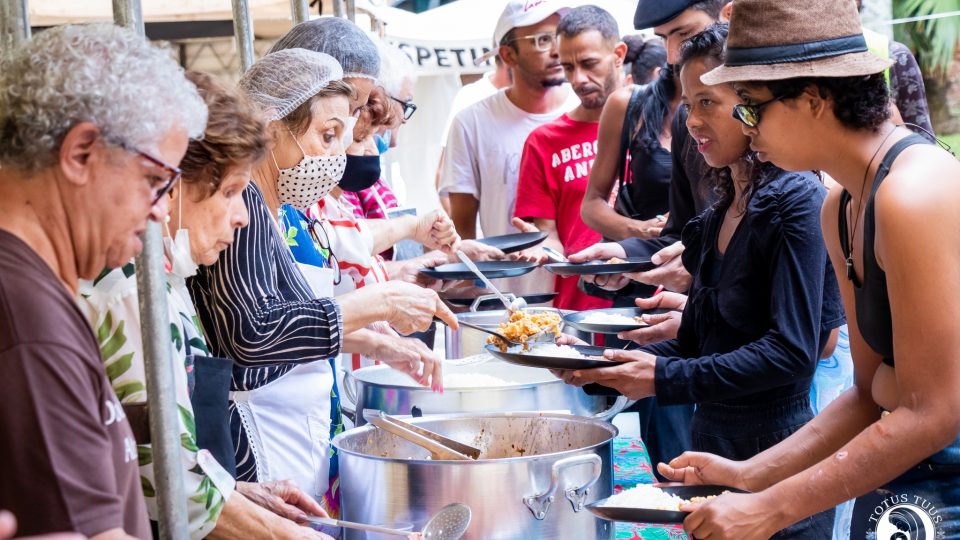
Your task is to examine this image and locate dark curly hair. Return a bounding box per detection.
[678,23,780,212]
[763,73,890,132]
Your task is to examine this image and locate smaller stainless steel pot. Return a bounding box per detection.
[343,356,629,426]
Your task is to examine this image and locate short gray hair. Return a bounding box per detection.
[377,42,417,97]
[0,23,207,173]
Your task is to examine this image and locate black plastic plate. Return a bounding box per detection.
[587,485,742,524]
[563,307,672,334]
[420,261,538,281]
[483,343,618,370]
[475,231,548,254]
[544,257,656,276]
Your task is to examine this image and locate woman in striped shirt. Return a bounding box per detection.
[189,48,459,516]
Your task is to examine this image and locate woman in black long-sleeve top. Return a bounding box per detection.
[559,25,842,538]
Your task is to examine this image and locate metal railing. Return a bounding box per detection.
[231,0,255,72]
[0,0,29,58]
[113,0,190,538]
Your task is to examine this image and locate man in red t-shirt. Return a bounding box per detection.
[514,5,627,311]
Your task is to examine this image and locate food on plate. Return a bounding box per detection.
[603,484,728,510]
[443,373,518,388]
[579,312,648,326]
[605,257,627,264]
[526,343,593,359]
[487,309,561,351]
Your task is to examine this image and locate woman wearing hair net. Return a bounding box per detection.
[188,48,460,519]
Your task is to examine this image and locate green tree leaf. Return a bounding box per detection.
[96,311,113,345]
[180,432,199,453]
[100,319,126,361]
[170,323,183,351]
[137,445,153,467]
[114,381,145,401]
[141,475,156,498]
[105,352,135,382]
[178,404,197,440]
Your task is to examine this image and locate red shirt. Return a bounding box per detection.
[514,114,612,311]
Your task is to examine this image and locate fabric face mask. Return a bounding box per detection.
[276,132,347,211]
[374,129,391,155]
[163,180,199,278]
[339,154,381,192]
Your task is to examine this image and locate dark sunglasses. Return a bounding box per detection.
[732,95,785,128]
[116,141,182,205]
[389,95,417,121]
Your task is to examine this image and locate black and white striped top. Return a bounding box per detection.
[189,183,343,391]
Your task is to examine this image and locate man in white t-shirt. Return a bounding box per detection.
[436,55,512,217]
[440,0,580,240]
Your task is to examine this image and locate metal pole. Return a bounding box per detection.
[231,0,255,72]
[345,0,356,22]
[113,1,189,539]
[333,0,345,19]
[112,0,144,36]
[290,0,310,25]
[1,0,30,58]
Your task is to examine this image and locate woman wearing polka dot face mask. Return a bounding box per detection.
[190,48,459,517]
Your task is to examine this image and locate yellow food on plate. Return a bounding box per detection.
[606,257,627,264]
[487,309,562,351]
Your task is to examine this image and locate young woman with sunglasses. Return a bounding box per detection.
[655,1,960,538]
[556,25,842,537]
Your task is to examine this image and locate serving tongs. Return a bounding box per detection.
[367,411,481,461]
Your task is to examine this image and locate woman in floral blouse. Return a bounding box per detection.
[80,72,333,540]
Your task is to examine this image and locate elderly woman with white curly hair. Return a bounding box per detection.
[0,24,204,539]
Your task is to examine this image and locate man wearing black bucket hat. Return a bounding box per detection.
[656,1,960,539]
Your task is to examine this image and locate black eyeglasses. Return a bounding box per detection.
[732,95,785,128]
[115,141,182,205]
[389,95,417,121]
[307,218,342,286]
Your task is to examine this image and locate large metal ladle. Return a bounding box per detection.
[309,503,472,540]
[456,251,527,312]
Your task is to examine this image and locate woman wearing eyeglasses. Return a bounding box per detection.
[555,26,842,537]
[189,49,459,520]
[79,71,338,540]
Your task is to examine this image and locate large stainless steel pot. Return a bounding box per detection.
[332,412,618,540]
[443,306,592,359]
[343,355,628,426]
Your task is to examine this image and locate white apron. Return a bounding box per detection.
[229,261,336,499]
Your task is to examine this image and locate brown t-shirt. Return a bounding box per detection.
[0,230,150,538]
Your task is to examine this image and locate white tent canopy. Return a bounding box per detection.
[361,0,650,75]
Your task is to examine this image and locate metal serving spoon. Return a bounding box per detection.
[456,250,527,312]
[309,503,472,540]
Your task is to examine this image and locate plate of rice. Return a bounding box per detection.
[483,342,618,370]
[586,484,738,524]
[564,307,672,334]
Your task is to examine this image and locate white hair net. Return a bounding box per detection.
[377,42,417,97]
[238,48,344,122]
[268,17,380,81]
